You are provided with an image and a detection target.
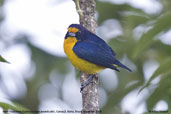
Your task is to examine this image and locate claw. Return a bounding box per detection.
[80,75,95,92]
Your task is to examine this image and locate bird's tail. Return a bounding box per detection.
[114,60,132,72]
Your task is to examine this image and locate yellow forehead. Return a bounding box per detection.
[68,27,79,33]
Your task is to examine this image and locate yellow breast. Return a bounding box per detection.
[64,37,105,74]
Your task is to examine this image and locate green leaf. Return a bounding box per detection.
[96,2,144,24]
[133,11,171,58]
[139,57,171,93]
[0,102,29,114]
[124,14,149,29]
[0,55,10,63]
[146,72,171,110]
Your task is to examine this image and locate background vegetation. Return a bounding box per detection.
[0,0,171,114]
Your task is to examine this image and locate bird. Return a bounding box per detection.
[64,24,132,91]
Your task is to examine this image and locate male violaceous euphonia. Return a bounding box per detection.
[64,24,132,74]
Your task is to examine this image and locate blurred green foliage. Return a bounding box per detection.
[0,0,6,64]
[0,0,171,114]
[0,55,9,63]
[97,0,171,114]
[0,102,29,114]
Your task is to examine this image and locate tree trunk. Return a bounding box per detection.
[74,0,99,114]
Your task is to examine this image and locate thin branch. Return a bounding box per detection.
[73,0,99,114]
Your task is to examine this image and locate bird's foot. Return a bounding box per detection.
[80,74,95,92]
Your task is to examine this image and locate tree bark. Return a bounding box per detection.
[74,0,99,114]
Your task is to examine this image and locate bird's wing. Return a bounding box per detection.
[73,41,117,69]
[86,32,116,56]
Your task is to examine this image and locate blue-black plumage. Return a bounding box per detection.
[69,24,132,72]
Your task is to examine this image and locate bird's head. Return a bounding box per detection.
[65,24,86,41]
